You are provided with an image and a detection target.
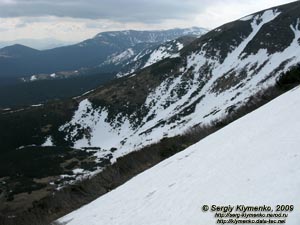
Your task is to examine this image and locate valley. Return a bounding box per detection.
[0,1,300,225]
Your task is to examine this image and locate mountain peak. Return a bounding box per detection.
[0,44,39,57]
[0,43,38,51]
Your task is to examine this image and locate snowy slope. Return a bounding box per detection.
[60,5,300,159]
[142,39,183,68]
[58,86,300,225]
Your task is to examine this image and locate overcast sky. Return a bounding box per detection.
[0,0,296,43]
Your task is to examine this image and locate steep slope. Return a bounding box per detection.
[58,85,300,225]
[0,27,207,78]
[59,1,300,158]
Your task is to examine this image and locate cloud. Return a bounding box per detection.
[0,0,206,23]
[0,0,295,25]
[0,0,296,43]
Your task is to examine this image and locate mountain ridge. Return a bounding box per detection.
[57,1,300,159]
[0,27,207,78]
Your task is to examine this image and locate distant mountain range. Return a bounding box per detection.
[0,27,208,78]
[0,27,207,108]
[0,38,74,50]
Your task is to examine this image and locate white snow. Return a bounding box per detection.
[176,42,184,50]
[17,144,36,150]
[31,104,43,107]
[50,73,56,78]
[73,89,95,99]
[42,136,54,147]
[183,27,208,36]
[60,99,132,152]
[58,86,300,225]
[116,29,207,76]
[72,168,84,175]
[143,46,172,68]
[108,48,135,64]
[142,41,184,68]
[30,75,37,81]
[240,14,254,21]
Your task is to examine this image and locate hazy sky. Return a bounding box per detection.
[0,0,296,42]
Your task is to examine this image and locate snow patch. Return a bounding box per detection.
[109,48,135,64]
[176,42,184,50]
[42,136,54,147]
[30,75,37,81]
[143,46,171,68]
[240,14,254,21]
[31,104,43,107]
